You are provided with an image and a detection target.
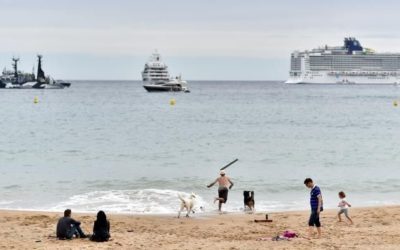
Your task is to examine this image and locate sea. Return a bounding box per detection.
[0,81,400,214]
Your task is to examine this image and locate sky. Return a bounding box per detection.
[1,0,400,80]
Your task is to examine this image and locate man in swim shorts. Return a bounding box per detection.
[207,170,234,211]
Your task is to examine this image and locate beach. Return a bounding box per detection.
[1,206,400,249]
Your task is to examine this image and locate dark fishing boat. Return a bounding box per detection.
[0,55,72,89]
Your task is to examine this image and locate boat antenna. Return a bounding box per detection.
[12,57,19,83]
[37,54,46,83]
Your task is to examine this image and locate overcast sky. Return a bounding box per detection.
[1,0,400,80]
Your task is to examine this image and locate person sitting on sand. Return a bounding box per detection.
[338,191,353,224]
[56,209,87,239]
[304,178,323,239]
[207,170,234,212]
[90,210,110,242]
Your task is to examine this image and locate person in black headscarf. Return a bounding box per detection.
[90,210,110,242]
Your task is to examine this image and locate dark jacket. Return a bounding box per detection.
[56,217,80,239]
[90,220,110,242]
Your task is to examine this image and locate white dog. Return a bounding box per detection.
[177,193,197,218]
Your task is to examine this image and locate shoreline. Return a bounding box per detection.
[0,202,399,216]
[1,206,400,249]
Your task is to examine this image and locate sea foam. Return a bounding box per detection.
[50,189,209,214]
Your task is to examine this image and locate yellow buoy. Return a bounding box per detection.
[33,96,39,104]
[394,100,398,107]
[170,98,176,106]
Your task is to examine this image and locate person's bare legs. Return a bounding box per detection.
[214,197,224,203]
[214,198,225,211]
[308,226,315,239]
[218,198,225,211]
[345,215,353,224]
[308,226,321,239]
[338,213,342,222]
[316,227,321,238]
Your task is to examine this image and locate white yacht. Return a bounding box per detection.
[142,51,170,83]
[143,75,190,92]
[141,51,190,92]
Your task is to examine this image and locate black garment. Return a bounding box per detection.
[90,220,110,242]
[308,210,321,227]
[56,217,85,239]
[218,187,229,203]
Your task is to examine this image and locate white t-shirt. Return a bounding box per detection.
[338,198,348,209]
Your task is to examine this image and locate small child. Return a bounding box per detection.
[338,191,353,224]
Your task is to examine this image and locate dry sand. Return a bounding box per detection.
[1,206,400,250]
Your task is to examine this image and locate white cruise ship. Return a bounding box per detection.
[286,37,400,85]
[141,51,170,83]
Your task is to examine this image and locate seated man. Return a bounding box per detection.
[56,209,87,239]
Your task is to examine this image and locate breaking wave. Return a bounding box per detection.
[50,189,209,214]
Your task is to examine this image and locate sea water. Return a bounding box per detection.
[0,81,400,214]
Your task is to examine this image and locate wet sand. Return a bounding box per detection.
[1,206,400,249]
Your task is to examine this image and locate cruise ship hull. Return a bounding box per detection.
[286,72,400,85]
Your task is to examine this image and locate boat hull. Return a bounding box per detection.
[0,82,67,89]
[143,85,183,92]
[286,71,400,85]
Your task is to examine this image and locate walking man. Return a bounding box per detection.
[207,170,234,212]
[304,178,323,239]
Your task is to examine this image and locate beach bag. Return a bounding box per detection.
[283,230,298,238]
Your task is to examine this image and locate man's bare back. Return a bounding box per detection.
[216,176,232,188]
[207,171,234,211]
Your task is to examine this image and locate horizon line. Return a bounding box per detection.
[67,79,286,82]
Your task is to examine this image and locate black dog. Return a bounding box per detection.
[243,191,255,212]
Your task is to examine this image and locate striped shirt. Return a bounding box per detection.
[310,185,322,210]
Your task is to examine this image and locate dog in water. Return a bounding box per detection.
[243,191,255,212]
[178,193,197,218]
